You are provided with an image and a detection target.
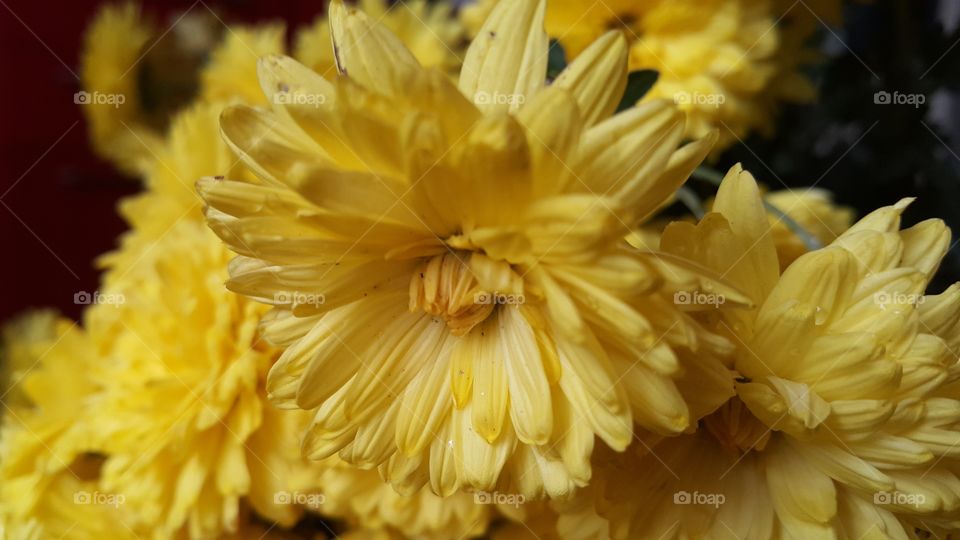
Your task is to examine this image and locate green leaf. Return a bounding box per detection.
[616,70,659,112]
[546,40,567,81]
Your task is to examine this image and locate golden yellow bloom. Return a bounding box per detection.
[567,0,783,151]
[79,3,163,176]
[565,165,960,538]
[199,0,748,500]
[295,0,464,78]
[0,310,58,412]
[0,467,138,540]
[87,99,327,535]
[201,24,286,106]
[104,92,493,537]
[0,314,135,539]
[86,218,320,539]
[317,458,490,539]
[465,0,796,152]
[79,3,241,177]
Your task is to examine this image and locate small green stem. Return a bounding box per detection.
[675,186,705,219]
[691,166,725,186]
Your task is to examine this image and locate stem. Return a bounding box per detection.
[675,186,705,219]
[691,166,725,186]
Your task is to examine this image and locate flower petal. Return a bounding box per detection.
[458,0,547,114]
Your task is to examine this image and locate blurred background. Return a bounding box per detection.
[1,0,958,320]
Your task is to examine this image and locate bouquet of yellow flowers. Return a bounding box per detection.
[3,0,960,538]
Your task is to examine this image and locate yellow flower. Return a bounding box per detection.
[106,91,495,537]
[201,24,286,106]
[86,100,328,536]
[81,2,464,179]
[0,310,58,411]
[87,219,318,539]
[79,3,248,177]
[79,3,163,176]
[317,458,490,539]
[565,165,960,538]
[0,468,139,540]
[0,314,134,539]
[295,0,464,78]
[567,0,783,151]
[199,0,746,500]
[465,0,795,152]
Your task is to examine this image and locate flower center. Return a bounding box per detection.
[408,251,523,336]
[702,397,770,456]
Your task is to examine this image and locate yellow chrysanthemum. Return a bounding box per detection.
[85,97,322,534]
[565,0,783,151]
[198,0,750,501]
[317,458,490,539]
[561,165,960,538]
[93,91,491,538]
[295,0,464,78]
[79,3,163,176]
[201,24,287,106]
[0,313,134,539]
[0,467,139,540]
[79,3,249,177]
[465,0,794,152]
[0,310,58,411]
[86,218,320,539]
[79,4,287,177]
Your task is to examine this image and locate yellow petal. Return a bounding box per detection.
[453,405,514,490]
[396,335,455,456]
[515,85,582,197]
[574,99,684,208]
[713,164,780,303]
[500,307,552,445]
[257,54,335,111]
[766,442,838,535]
[471,318,510,443]
[900,218,950,280]
[553,30,627,127]
[218,105,324,186]
[328,0,420,96]
[458,0,547,114]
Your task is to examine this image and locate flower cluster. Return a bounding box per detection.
[1,0,957,539]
